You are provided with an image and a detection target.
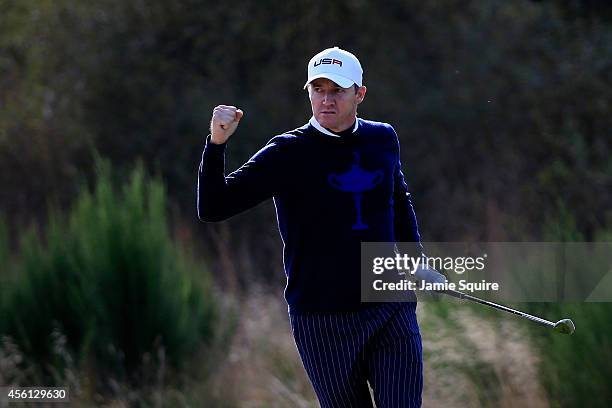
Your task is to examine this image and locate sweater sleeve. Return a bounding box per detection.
[197,135,285,222]
[388,126,424,254]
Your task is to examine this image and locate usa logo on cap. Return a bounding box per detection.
[304,47,363,89]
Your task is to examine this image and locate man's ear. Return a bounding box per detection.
[357,86,367,104]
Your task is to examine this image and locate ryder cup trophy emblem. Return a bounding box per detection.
[328,152,383,230]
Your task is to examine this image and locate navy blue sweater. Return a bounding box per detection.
[198,118,422,314]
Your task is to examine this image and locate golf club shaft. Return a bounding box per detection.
[441,289,556,328]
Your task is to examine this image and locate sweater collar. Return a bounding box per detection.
[309,116,359,137]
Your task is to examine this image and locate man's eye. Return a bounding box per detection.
[336,88,345,93]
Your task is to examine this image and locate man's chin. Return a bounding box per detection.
[317,118,337,130]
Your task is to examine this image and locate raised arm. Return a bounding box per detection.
[197,105,284,222]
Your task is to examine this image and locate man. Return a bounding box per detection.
[198,47,423,407]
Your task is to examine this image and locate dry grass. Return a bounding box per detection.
[210,289,549,408]
[208,286,318,407]
[0,289,549,407]
[419,303,549,408]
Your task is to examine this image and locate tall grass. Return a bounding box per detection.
[525,206,612,407]
[0,217,7,266]
[421,204,612,407]
[0,162,217,393]
[0,216,9,297]
[527,302,611,407]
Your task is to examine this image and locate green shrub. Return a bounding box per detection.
[527,302,612,407]
[0,162,216,386]
[0,217,7,266]
[524,207,612,407]
[0,217,9,327]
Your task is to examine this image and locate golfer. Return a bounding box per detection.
[198,47,424,407]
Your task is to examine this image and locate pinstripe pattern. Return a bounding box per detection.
[290,303,422,407]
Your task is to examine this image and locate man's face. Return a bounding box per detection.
[308,78,366,132]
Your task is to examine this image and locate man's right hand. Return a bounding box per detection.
[210,105,244,144]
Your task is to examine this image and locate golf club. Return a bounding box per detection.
[413,266,575,335]
[441,288,576,335]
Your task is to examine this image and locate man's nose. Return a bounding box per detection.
[322,92,334,104]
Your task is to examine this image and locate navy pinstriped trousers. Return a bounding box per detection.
[290,302,423,408]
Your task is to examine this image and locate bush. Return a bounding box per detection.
[524,209,612,407]
[0,162,217,388]
[527,302,612,408]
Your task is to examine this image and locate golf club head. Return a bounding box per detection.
[553,319,575,335]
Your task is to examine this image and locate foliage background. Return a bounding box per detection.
[1,0,610,406]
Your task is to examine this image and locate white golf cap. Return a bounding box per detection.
[304,47,363,89]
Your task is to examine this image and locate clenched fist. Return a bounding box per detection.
[210,105,244,144]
